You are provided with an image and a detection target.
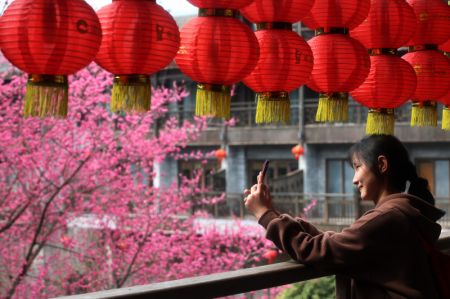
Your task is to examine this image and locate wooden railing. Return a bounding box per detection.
[56,232,450,299]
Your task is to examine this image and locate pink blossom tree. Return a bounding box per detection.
[0,57,272,299]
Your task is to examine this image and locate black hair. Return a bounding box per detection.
[349,135,435,205]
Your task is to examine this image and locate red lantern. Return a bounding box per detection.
[291,144,304,160]
[351,55,417,135]
[402,50,450,127]
[302,0,371,30]
[95,0,180,113]
[241,0,314,23]
[0,0,102,117]
[176,2,259,119]
[307,34,370,122]
[241,1,314,123]
[350,0,418,135]
[215,148,227,162]
[301,0,371,122]
[351,0,416,49]
[406,0,450,47]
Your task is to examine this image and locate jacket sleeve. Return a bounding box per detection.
[258,209,405,274]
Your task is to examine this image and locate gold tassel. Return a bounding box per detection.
[442,106,450,131]
[315,92,349,122]
[24,75,68,118]
[195,83,231,119]
[366,108,395,135]
[111,75,151,113]
[255,92,290,124]
[410,101,437,127]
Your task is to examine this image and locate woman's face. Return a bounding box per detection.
[352,155,383,203]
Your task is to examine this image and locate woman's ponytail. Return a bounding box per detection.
[407,162,435,205]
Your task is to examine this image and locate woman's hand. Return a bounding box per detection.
[243,171,273,220]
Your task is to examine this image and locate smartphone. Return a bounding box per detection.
[261,160,270,182]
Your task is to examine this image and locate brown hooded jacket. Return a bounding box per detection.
[258,193,446,299]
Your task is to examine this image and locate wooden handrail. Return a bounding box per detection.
[56,233,450,299]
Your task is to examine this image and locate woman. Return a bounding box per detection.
[243,135,445,299]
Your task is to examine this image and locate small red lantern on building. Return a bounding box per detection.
[291,144,304,160]
[95,0,180,113]
[241,0,314,124]
[302,0,371,122]
[176,0,259,119]
[215,148,227,163]
[0,0,102,117]
[263,249,278,264]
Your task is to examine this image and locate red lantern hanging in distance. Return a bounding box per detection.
[240,0,314,124]
[175,0,259,119]
[0,0,102,118]
[302,0,371,123]
[291,144,304,160]
[95,0,180,113]
[215,148,227,163]
[402,0,450,127]
[350,0,417,135]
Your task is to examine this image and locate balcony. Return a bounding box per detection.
[168,101,450,146]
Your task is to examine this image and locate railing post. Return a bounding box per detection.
[323,197,329,224]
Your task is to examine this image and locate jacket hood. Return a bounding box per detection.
[377,193,445,243]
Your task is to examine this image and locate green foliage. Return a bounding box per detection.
[277,276,335,299]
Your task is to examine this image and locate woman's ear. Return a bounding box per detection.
[377,155,388,174]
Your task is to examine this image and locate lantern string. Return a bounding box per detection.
[196,84,231,119]
[368,48,397,56]
[111,75,151,113]
[315,92,349,122]
[408,44,439,52]
[411,101,438,127]
[443,106,450,131]
[24,75,68,118]
[366,109,395,135]
[256,92,290,124]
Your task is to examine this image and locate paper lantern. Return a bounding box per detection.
[0,0,102,117]
[291,144,304,160]
[301,0,371,122]
[214,148,227,162]
[241,0,314,23]
[176,4,259,118]
[402,50,450,127]
[307,34,370,122]
[95,0,180,113]
[351,0,416,49]
[242,29,313,123]
[241,1,314,123]
[302,0,371,30]
[350,0,418,135]
[351,54,417,135]
[406,0,450,47]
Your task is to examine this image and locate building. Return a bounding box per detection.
[153,16,450,221]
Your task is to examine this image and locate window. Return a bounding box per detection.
[326,159,354,194]
[416,159,450,198]
[326,159,355,218]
